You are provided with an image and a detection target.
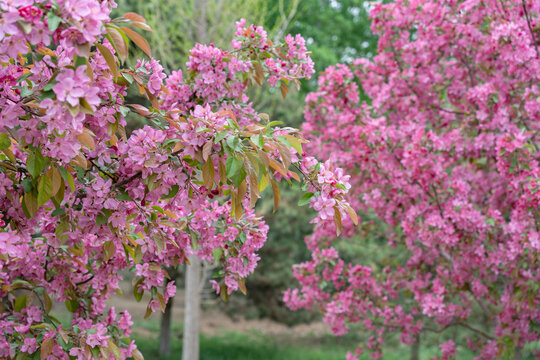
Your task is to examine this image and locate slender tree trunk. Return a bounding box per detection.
[410,337,420,360]
[159,291,174,356]
[182,255,201,360]
[182,3,207,359]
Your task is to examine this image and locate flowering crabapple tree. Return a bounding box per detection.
[0,1,357,358]
[285,0,540,359]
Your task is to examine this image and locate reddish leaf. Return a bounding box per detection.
[202,140,213,161]
[333,206,342,236]
[270,179,280,213]
[123,12,147,23]
[106,26,128,64]
[40,338,54,360]
[128,104,151,116]
[120,27,152,57]
[202,157,214,190]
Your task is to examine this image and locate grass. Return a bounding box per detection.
[131,319,358,360]
[130,320,464,360]
[135,331,353,360]
[134,330,540,360]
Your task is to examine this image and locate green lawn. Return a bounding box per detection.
[130,321,448,360]
[135,331,351,360]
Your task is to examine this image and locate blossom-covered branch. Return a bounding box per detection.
[0,1,356,359]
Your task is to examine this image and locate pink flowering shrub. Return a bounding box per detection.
[286,0,540,359]
[0,1,356,359]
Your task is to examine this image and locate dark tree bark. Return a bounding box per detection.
[159,290,174,356]
[410,337,420,360]
[159,267,180,358]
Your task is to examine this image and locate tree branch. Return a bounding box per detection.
[522,0,540,58]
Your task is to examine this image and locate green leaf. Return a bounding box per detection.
[57,167,75,192]
[119,105,130,117]
[96,211,110,226]
[21,177,33,193]
[275,135,291,148]
[238,232,247,244]
[122,73,133,84]
[123,243,135,263]
[74,54,87,68]
[27,151,46,179]
[298,192,315,206]
[42,82,55,92]
[0,133,10,150]
[152,205,164,214]
[154,234,164,254]
[108,340,122,359]
[96,43,119,78]
[225,156,240,178]
[47,12,61,32]
[162,185,179,199]
[20,87,33,98]
[51,208,65,216]
[65,298,79,312]
[55,220,69,239]
[15,72,32,84]
[115,191,134,201]
[250,134,263,149]
[509,156,517,173]
[227,118,239,130]
[38,174,53,207]
[214,130,228,143]
[226,136,242,152]
[267,121,283,127]
[90,346,100,358]
[231,166,247,188]
[212,248,222,263]
[220,283,229,302]
[14,295,27,312]
[190,232,198,250]
[133,278,144,302]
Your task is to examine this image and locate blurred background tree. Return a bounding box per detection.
[287,0,378,90]
[115,0,302,71]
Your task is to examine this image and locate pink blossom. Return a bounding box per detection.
[440,340,456,359]
[86,323,110,348]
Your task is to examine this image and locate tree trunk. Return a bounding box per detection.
[159,290,174,356]
[182,255,201,360]
[182,3,207,359]
[410,337,420,360]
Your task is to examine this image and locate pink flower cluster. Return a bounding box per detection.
[298,156,352,225]
[135,59,167,95]
[286,0,540,359]
[0,1,340,358]
[234,18,315,87]
[0,0,110,59]
[53,67,100,107]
